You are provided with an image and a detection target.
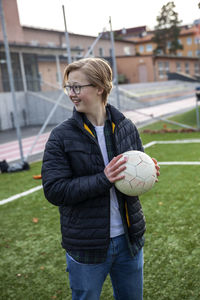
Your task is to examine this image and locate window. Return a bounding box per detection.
[158,62,164,78]
[158,61,169,78]
[30,40,39,46]
[185,62,190,74]
[146,44,153,52]
[167,41,171,49]
[99,47,104,57]
[196,49,200,57]
[75,46,82,57]
[139,45,144,53]
[124,46,131,55]
[165,62,169,73]
[187,37,192,45]
[0,52,23,92]
[47,42,55,47]
[194,62,200,75]
[195,37,200,44]
[87,47,93,56]
[178,39,182,45]
[187,51,193,57]
[176,62,181,73]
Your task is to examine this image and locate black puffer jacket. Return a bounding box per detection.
[42,104,146,253]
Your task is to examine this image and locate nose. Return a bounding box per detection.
[68,87,76,96]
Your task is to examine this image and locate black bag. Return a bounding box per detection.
[0,160,30,173]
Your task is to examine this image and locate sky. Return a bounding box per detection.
[16,0,200,36]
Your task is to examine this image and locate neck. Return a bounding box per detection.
[86,105,106,126]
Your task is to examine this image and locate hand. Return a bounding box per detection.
[104,154,127,183]
[152,157,160,182]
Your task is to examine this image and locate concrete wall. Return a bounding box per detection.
[0,92,27,130]
[0,91,73,131]
[26,91,72,126]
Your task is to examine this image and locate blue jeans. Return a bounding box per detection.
[66,234,143,300]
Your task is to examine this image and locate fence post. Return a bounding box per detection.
[0,0,24,163]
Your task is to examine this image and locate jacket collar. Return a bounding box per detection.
[72,103,125,129]
[106,103,125,125]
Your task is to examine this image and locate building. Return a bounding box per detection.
[114,24,200,83]
[0,0,135,93]
[114,23,200,58]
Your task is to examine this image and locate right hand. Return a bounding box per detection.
[104,154,127,183]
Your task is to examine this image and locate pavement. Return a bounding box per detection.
[0,125,54,164]
[0,94,198,164]
[124,95,197,127]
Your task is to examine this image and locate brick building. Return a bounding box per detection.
[114,24,200,83]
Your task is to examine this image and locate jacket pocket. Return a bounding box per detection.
[63,140,92,175]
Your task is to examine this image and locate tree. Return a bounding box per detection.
[152,1,183,55]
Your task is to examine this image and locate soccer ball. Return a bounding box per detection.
[115,150,157,196]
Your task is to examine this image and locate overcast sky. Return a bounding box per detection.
[16,0,200,36]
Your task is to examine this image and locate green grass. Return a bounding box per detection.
[0,161,42,199]
[1,109,200,299]
[145,143,200,161]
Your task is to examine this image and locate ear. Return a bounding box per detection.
[97,87,104,95]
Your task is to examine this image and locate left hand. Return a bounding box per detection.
[152,158,160,182]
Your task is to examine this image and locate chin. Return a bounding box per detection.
[74,105,86,113]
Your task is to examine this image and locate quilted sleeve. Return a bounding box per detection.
[41,131,112,207]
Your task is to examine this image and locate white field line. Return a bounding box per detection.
[0,185,43,205]
[144,139,200,149]
[154,139,200,144]
[143,141,157,149]
[159,162,200,165]
[1,139,200,205]
[144,138,200,166]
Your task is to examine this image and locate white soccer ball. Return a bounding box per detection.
[115,150,157,196]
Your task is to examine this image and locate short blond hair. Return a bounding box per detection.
[63,58,113,104]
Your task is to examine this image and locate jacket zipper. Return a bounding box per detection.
[76,121,112,244]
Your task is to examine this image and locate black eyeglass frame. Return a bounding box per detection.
[63,84,94,95]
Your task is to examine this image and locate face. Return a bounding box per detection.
[65,70,104,115]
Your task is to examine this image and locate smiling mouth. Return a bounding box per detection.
[71,99,81,104]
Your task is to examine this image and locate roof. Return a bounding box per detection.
[22,26,97,39]
[114,26,147,36]
[22,26,135,44]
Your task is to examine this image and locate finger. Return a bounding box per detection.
[113,174,126,182]
[110,154,124,165]
[111,165,126,177]
[155,165,160,171]
[110,158,127,172]
[152,157,158,165]
[106,171,126,183]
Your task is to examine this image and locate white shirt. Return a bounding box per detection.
[94,125,124,238]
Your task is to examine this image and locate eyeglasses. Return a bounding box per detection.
[63,84,94,95]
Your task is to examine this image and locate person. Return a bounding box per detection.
[42,57,160,300]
